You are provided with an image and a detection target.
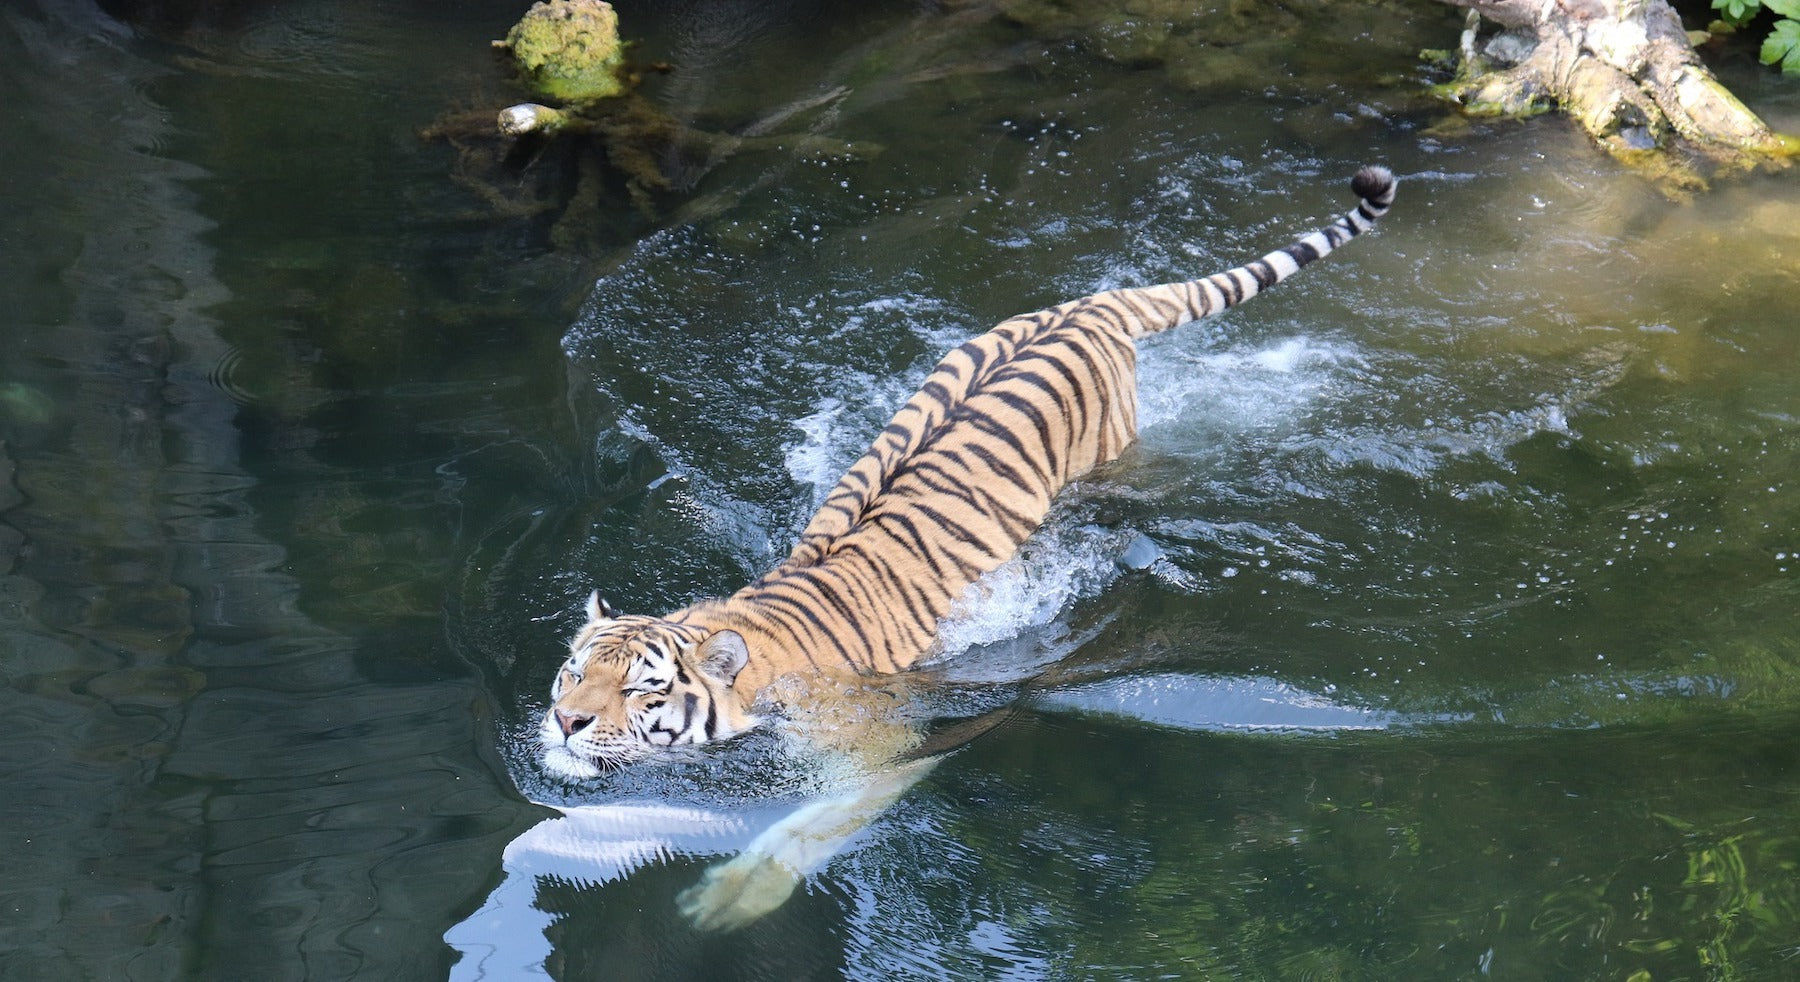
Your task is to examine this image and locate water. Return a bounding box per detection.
[4,0,1800,978]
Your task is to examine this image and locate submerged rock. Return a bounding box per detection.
[494,0,628,104]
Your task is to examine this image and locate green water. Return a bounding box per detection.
[4,0,1800,978]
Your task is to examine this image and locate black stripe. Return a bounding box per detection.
[1055,335,1119,429]
[839,540,938,634]
[1215,272,1243,305]
[821,499,861,522]
[965,481,1039,539]
[873,508,941,567]
[954,439,1038,497]
[909,500,992,559]
[733,586,827,670]
[828,560,909,671]
[1071,295,1135,337]
[918,378,958,411]
[984,384,1061,475]
[965,411,1051,485]
[956,337,996,379]
[903,463,1035,542]
[1008,343,1087,434]
[905,458,984,505]
[769,570,873,669]
[814,565,881,651]
[881,507,985,578]
[1282,241,1321,268]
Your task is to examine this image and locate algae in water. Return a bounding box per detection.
[494,0,628,104]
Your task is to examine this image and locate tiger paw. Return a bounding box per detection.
[675,850,803,932]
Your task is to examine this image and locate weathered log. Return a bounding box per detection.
[1436,0,1794,189]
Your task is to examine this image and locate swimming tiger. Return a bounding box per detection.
[539,166,1396,929]
[541,165,1395,784]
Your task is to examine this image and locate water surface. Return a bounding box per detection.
[4,0,1799,979]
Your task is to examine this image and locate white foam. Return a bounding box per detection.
[782,372,920,514]
[783,396,849,499]
[932,522,1135,659]
[1136,333,1361,434]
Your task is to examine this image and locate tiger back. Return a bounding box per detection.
[542,166,1396,777]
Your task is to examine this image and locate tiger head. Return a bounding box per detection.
[539,593,759,779]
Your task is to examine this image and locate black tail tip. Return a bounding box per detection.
[1350,165,1396,205]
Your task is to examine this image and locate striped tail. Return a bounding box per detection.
[1115,165,1397,339]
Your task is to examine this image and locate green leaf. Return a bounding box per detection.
[1762,19,1800,74]
[1767,0,1800,18]
[1714,0,1763,26]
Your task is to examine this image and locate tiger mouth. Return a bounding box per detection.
[541,743,610,780]
[540,721,656,778]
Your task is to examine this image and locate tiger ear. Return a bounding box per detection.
[694,630,749,687]
[586,591,621,622]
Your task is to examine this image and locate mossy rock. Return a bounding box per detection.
[495,0,628,104]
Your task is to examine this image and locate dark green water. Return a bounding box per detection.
[4,1,1800,978]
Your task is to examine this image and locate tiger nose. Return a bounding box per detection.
[555,709,595,737]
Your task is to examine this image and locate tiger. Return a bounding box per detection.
[538,166,1396,928]
[542,165,1395,779]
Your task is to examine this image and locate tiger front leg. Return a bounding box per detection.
[674,838,805,932]
[676,755,937,931]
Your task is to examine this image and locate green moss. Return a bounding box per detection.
[495,0,628,104]
[1443,70,1556,119]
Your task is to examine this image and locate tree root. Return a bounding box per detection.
[1435,0,1796,193]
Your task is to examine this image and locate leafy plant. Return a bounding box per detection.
[1712,0,1800,74]
[1765,17,1800,73]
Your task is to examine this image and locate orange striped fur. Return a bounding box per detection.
[542,167,1396,778]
